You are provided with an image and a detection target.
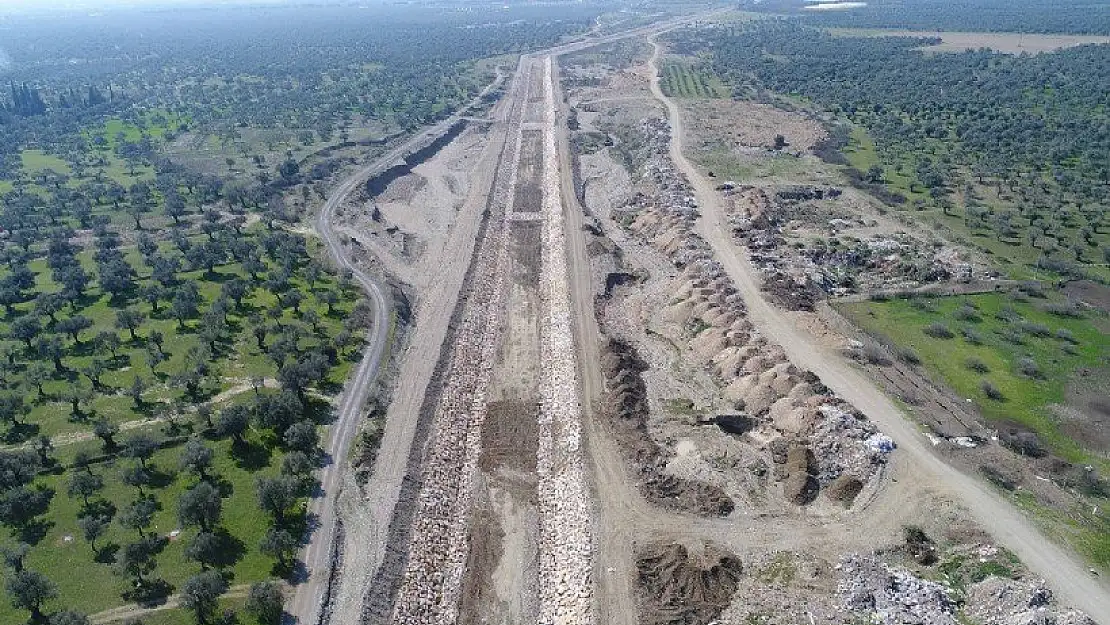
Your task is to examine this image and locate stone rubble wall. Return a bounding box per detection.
[385,58,527,625]
[536,55,597,625]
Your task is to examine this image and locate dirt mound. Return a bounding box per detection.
[480,400,540,473]
[636,542,743,625]
[762,271,820,312]
[777,443,820,505]
[601,337,735,517]
[825,474,864,506]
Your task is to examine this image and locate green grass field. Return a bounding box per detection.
[4,434,285,622]
[838,291,1107,464]
[839,290,1110,567]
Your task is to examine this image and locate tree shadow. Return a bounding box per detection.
[273,557,307,582]
[19,519,53,545]
[209,528,246,569]
[210,474,235,498]
[304,398,335,426]
[3,422,40,444]
[232,441,272,472]
[94,542,121,564]
[81,499,118,521]
[147,466,176,489]
[123,577,173,607]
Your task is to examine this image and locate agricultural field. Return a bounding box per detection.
[826,29,1110,54]
[658,59,729,98]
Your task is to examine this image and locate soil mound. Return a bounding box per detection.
[636,542,743,625]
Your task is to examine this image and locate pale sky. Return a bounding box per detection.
[0,0,300,12]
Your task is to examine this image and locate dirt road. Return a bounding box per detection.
[645,35,1110,621]
[288,70,509,625]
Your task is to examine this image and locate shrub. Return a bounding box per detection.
[965,358,989,373]
[1020,322,1050,338]
[998,328,1025,345]
[923,322,954,339]
[897,347,921,365]
[1044,303,1083,318]
[862,343,891,365]
[961,328,983,345]
[1054,328,1077,344]
[953,304,981,322]
[1016,357,1041,378]
[981,380,1004,401]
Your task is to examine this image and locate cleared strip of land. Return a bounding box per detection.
[826,28,1110,53]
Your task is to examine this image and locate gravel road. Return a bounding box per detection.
[646,35,1110,623]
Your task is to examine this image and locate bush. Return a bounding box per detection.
[1044,303,1083,318]
[862,343,891,365]
[1054,328,1078,344]
[1020,322,1051,338]
[953,304,981,322]
[998,328,1025,345]
[965,357,989,373]
[961,327,983,345]
[1016,357,1041,378]
[923,322,954,339]
[897,347,921,365]
[981,380,1004,401]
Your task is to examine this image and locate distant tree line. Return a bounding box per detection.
[738,0,1110,36]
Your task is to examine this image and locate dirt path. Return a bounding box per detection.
[646,35,1110,621]
[89,584,252,624]
[323,64,516,625]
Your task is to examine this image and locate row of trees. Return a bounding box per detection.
[668,20,1109,275]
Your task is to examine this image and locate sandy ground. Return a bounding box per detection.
[827,28,1110,54]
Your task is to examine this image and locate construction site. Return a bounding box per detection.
[297,16,1110,625]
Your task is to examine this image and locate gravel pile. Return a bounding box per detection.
[535,56,596,625]
[387,56,527,625]
[837,554,957,625]
[611,117,893,504]
[964,577,1096,625]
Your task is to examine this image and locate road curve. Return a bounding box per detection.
[289,73,509,625]
[645,35,1110,622]
[289,11,726,625]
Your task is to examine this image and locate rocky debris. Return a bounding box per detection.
[964,578,1097,625]
[535,58,594,625]
[604,117,892,508]
[837,554,958,625]
[636,542,744,625]
[601,338,735,516]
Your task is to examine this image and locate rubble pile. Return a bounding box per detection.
[636,542,744,625]
[535,57,595,625]
[611,117,893,505]
[964,577,1097,625]
[389,141,512,625]
[600,338,735,516]
[714,179,981,300]
[837,554,958,625]
[388,55,529,625]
